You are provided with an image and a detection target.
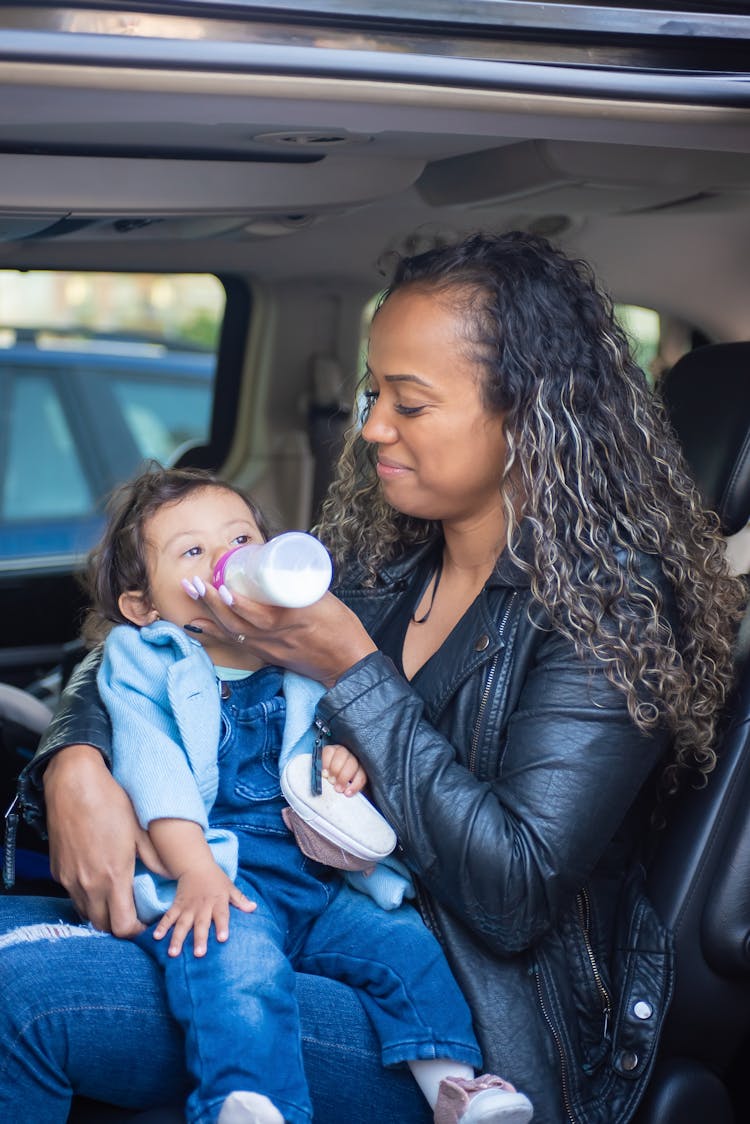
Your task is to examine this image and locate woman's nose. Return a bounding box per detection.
[361,400,397,445]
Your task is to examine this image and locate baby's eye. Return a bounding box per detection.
[232,533,251,546]
[183,545,202,558]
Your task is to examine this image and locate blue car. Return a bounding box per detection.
[0,331,215,570]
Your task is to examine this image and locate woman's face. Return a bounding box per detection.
[362,286,508,529]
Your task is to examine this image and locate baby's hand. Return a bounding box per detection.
[321,743,368,796]
[153,863,256,957]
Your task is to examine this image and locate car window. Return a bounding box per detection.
[3,369,93,519]
[614,304,662,386]
[0,271,225,571]
[110,378,212,463]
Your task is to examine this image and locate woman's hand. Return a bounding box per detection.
[191,582,377,688]
[44,744,166,937]
[152,863,256,957]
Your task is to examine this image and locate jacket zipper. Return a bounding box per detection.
[469,592,516,774]
[312,716,331,796]
[577,887,612,1045]
[533,896,612,1122]
[533,963,578,1124]
[469,656,497,774]
[3,794,20,890]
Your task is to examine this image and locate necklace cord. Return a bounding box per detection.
[411,554,444,624]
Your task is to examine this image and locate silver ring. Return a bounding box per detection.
[235,633,246,644]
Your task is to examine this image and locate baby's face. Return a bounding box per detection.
[136,486,264,663]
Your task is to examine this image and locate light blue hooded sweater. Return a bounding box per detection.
[98,621,412,922]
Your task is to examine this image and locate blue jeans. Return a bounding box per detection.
[136,885,480,1124]
[130,668,479,1122]
[0,895,433,1124]
[0,673,475,1123]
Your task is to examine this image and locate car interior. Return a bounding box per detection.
[0,3,749,1121]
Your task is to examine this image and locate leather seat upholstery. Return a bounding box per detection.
[660,341,750,534]
[636,342,750,1123]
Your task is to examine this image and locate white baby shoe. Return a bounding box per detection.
[434,1075,534,1124]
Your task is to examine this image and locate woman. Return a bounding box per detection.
[2,232,743,1124]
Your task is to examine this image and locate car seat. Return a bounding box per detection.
[634,342,750,1123]
[57,343,750,1123]
[0,683,55,891]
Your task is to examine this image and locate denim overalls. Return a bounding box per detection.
[138,666,481,1124]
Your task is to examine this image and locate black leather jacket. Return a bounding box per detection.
[21,537,674,1124]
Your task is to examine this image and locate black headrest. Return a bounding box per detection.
[661,342,750,535]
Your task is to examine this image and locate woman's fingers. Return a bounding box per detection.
[44,746,145,936]
[103,882,147,939]
[183,584,278,649]
[188,583,376,687]
[188,581,283,645]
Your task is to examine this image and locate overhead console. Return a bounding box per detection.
[417,140,750,216]
[0,149,426,242]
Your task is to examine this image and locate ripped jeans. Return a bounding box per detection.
[0,895,435,1124]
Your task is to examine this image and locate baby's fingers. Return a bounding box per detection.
[189,907,218,957]
[230,886,257,916]
[343,762,368,795]
[153,906,178,943]
[323,745,367,794]
[321,743,349,776]
[152,905,193,957]
[323,744,356,784]
[168,910,198,957]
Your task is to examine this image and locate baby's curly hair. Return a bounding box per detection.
[316,231,747,795]
[81,463,271,645]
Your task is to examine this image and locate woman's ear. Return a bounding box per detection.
[118,590,159,627]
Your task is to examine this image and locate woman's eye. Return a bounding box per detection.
[361,386,425,419]
[359,388,378,424]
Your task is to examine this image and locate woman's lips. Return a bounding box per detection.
[376,456,410,478]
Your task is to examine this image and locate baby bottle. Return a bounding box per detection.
[212,531,332,608]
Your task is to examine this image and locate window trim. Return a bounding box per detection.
[178,272,250,473]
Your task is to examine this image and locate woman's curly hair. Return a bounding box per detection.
[316,231,746,795]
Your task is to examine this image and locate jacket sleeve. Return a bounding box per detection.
[317,630,669,956]
[99,631,211,831]
[18,647,111,836]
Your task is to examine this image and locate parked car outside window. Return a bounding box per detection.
[0,271,225,572]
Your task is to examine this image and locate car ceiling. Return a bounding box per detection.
[0,3,749,338]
